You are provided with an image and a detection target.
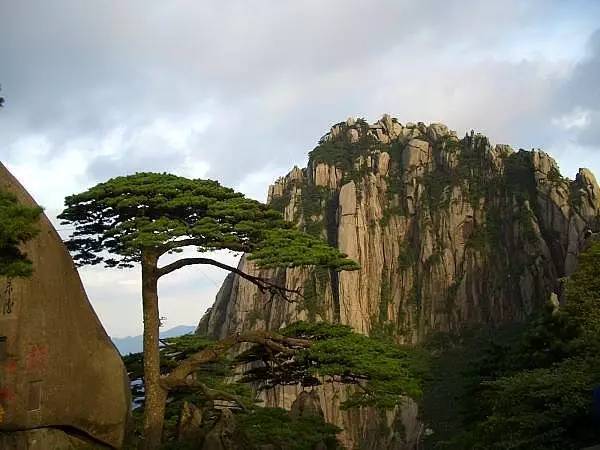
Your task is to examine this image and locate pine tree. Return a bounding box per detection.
[59,172,358,450]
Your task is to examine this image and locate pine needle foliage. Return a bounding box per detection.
[58,172,357,271]
[237,407,342,450]
[240,321,428,409]
[0,189,43,277]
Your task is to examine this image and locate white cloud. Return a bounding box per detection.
[552,108,592,130]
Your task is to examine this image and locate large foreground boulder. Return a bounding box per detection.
[0,428,111,449]
[0,163,129,448]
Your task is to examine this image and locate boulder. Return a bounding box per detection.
[0,163,130,448]
[347,128,359,143]
[0,428,109,449]
[178,401,204,442]
[402,139,431,177]
[201,409,249,450]
[427,123,449,141]
[290,390,324,419]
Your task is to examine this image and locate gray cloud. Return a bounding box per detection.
[4,0,598,188]
[552,29,600,148]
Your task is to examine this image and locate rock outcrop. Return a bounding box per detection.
[197,116,600,449]
[0,163,130,449]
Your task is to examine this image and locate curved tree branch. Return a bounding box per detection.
[161,330,311,391]
[157,257,302,302]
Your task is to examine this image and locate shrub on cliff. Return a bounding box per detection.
[123,321,426,449]
[437,240,600,450]
[0,189,42,277]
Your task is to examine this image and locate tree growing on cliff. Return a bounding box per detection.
[442,239,600,450]
[123,321,427,449]
[58,172,358,450]
[0,189,42,277]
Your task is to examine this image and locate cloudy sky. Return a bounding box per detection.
[1,0,599,337]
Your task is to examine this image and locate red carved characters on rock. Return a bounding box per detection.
[0,387,15,404]
[25,344,48,372]
[4,359,17,374]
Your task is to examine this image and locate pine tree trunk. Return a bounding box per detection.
[140,251,167,450]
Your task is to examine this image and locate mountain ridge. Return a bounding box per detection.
[196,115,600,449]
[112,325,196,355]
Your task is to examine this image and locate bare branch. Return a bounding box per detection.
[196,381,248,411]
[161,330,311,391]
[163,239,249,253]
[157,256,302,302]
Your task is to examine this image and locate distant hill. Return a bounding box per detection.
[112,325,196,355]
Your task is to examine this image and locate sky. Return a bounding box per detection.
[1,0,599,337]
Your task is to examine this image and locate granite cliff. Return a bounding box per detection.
[197,116,600,449]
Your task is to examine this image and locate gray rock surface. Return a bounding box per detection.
[0,163,130,449]
[0,428,111,450]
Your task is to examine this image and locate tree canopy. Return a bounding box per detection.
[0,189,43,277]
[60,172,359,449]
[58,172,358,272]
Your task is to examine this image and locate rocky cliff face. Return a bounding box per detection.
[197,116,600,449]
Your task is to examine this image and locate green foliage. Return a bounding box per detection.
[427,240,600,450]
[0,189,43,277]
[59,173,284,267]
[124,333,256,446]
[304,330,426,408]
[125,323,426,448]
[246,306,265,328]
[308,120,373,173]
[465,224,488,252]
[124,322,429,447]
[297,182,331,237]
[569,185,584,209]
[421,168,454,210]
[238,407,342,450]
[379,268,392,323]
[547,166,566,186]
[59,172,357,272]
[420,325,524,449]
[299,268,328,322]
[397,241,417,271]
[300,183,329,220]
[504,150,536,202]
[455,136,493,207]
[242,321,429,409]
[463,356,600,450]
[269,186,294,214]
[248,228,358,271]
[562,240,600,335]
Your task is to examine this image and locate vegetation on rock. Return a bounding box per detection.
[423,239,600,450]
[0,189,42,277]
[241,321,428,409]
[59,172,358,450]
[123,321,425,449]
